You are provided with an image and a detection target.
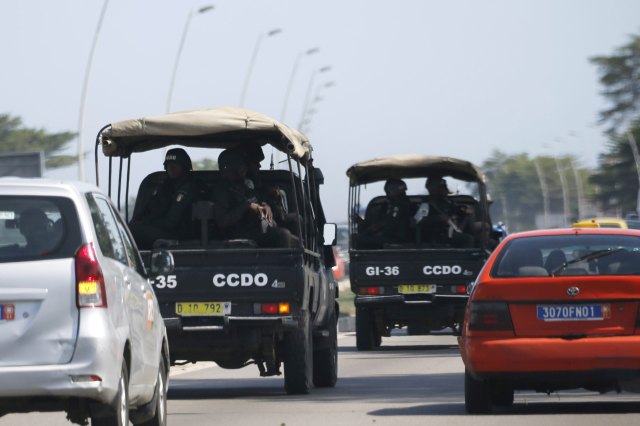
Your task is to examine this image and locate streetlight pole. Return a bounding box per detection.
[77,0,109,181]
[533,158,550,228]
[298,66,331,129]
[166,5,214,113]
[627,130,640,216]
[570,157,585,220]
[239,28,282,107]
[300,80,335,133]
[554,156,570,226]
[280,47,319,123]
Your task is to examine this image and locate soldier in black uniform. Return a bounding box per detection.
[353,178,416,249]
[129,148,199,249]
[418,176,474,248]
[212,148,294,247]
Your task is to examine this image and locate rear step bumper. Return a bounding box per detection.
[164,315,297,332]
[354,294,467,306]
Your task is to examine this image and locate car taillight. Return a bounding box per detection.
[359,286,384,295]
[75,243,107,308]
[468,302,513,331]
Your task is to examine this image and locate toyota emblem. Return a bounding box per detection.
[567,287,580,296]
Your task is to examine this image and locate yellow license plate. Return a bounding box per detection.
[398,284,437,294]
[175,302,231,316]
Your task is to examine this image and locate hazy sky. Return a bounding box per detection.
[2,0,639,221]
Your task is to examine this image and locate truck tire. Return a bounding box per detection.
[356,307,376,351]
[313,308,338,388]
[283,311,313,395]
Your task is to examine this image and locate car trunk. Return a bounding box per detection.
[504,277,640,338]
[0,259,79,366]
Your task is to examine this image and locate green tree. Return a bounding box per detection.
[192,158,218,170]
[589,32,640,214]
[589,121,640,215]
[590,34,640,134]
[0,114,77,169]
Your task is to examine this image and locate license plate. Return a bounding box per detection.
[176,302,231,316]
[536,304,610,321]
[398,284,437,294]
[0,303,15,321]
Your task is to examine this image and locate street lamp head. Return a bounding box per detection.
[197,5,214,14]
[323,81,336,88]
[319,65,332,73]
[267,28,282,37]
[306,47,320,55]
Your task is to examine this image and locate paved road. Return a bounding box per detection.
[2,331,639,425]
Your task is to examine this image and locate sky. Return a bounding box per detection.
[1,0,640,222]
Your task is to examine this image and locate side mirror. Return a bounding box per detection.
[150,250,175,275]
[323,223,337,246]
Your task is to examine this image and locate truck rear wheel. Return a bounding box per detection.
[313,308,338,388]
[283,311,313,394]
[356,307,376,351]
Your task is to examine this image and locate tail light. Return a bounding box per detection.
[359,286,384,295]
[468,302,513,331]
[255,303,290,315]
[75,243,107,308]
[451,285,468,295]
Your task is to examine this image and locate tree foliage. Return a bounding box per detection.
[589,32,640,214]
[0,114,77,169]
[590,34,640,133]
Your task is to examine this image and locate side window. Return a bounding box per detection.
[86,194,128,265]
[112,205,145,275]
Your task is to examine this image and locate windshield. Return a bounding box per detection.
[492,234,640,277]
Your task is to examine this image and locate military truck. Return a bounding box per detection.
[347,155,494,350]
[95,107,338,394]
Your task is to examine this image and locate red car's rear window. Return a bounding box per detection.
[492,234,640,278]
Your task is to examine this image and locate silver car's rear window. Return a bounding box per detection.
[492,234,640,277]
[0,196,82,262]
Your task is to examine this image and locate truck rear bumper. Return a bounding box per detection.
[354,294,467,306]
[164,315,297,332]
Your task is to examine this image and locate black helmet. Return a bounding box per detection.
[426,176,450,193]
[218,148,247,170]
[384,178,407,192]
[244,143,265,162]
[164,148,192,171]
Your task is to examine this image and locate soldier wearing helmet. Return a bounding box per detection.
[353,178,417,249]
[212,148,294,247]
[418,176,474,248]
[129,147,200,248]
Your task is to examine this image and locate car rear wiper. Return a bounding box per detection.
[551,247,625,276]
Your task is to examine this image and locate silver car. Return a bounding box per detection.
[0,178,171,426]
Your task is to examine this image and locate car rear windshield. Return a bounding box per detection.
[492,234,640,277]
[0,196,82,263]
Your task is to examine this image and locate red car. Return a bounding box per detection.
[459,228,640,413]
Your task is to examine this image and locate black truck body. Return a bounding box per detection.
[346,155,494,350]
[95,107,338,394]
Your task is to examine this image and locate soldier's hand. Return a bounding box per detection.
[260,204,274,223]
